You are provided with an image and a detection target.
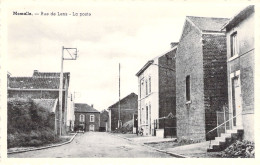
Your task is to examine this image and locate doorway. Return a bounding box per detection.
[231,73,242,128]
[89,124,95,131]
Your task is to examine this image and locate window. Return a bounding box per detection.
[146,105,149,124]
[186,75,191,101]
[90,115,94,122]
[231,32,238,57]
[145,80,148,95]
[149,76,151,93]
[79,114,85,122]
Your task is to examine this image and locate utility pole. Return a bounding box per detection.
[118,63,121,129]
[59,46,78,136]
[59,46,64,136]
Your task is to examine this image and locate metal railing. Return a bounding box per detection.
[206,112,242,147]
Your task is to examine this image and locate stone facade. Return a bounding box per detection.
[176,16,229,141]
[224,5,254,141]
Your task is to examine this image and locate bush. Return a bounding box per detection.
[7,98,58,148]
[220,140,255,158]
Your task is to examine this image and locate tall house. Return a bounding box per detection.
[176,16,229,141]
[136,44,177,136]
[223,5,254,141]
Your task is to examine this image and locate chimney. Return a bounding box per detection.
[170,42,178,48]
[34,70,39,74]
[91,104,94,108]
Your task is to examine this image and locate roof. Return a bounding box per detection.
[187,16,229,32]
[135,60,154,77]
[33,99,58,113]
[108,93,137,109]
[136,45,178,77]
[74,103,100,113]
[8,77,66,90]
[222,5,254,31]
[33,70,70,78]
[33,70,70,85]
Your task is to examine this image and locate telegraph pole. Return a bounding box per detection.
[59,46,64,136]
[118,63,121,129]
[59,46,78,136]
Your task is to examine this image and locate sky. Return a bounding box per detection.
[6,1,249,111]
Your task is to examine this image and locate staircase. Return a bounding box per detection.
[207,128,244,152]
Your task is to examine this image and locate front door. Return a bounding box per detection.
[231,75,243,128]
[89,125,95,131]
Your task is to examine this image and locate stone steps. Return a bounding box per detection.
[207,128,243,152]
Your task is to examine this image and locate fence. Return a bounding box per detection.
[154,116,176,138]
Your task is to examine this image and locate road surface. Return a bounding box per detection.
[8,132,173,158]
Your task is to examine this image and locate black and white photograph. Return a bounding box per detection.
[0,0,258,161]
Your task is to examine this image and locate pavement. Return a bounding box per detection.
[8,132,173,158]
[114,133,211,158]
[8,133,77,154]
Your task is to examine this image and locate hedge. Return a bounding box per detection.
[7,98,59,148]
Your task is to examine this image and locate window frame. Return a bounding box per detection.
[79,114,85,122]
[90,115,95,122]
[148,76,151,93]
[186,75,191,102]
[230,32,238,57]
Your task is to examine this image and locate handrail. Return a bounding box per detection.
[206,112,242,135]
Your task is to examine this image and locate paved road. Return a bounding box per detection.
[8,132,172,158]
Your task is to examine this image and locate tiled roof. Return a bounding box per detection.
[33,99,58,113]
[187,16,229,32]
[8,77,66,89]
[33,71,70,85]
[33,71,70,78]
[74,103,100,113]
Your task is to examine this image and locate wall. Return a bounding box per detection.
[202,33,228,140]
[176,20,206,141]
[109,93,138,131]
[138,59,159,136]
[74,112,100,132]
[226,12,254,141]
[158,48,176,118]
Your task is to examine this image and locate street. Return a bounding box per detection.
[8,132,172,158]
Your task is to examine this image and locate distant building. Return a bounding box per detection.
[223,5,254,141]
[176,16,229,141]
[136,45,177,137]
[100,110,109,132]
[74,103,100,132]
[7,70,71,135]
[107,93,138,132]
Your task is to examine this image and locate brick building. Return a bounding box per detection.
[176,16,229,141]
[223,5,254,141]
[107,93,138,132]
[7,70,72,135]
[74,103,100,132]
[136,44,177,137]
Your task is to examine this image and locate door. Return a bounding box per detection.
[89,125,95,131]
[231,76,243,128]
